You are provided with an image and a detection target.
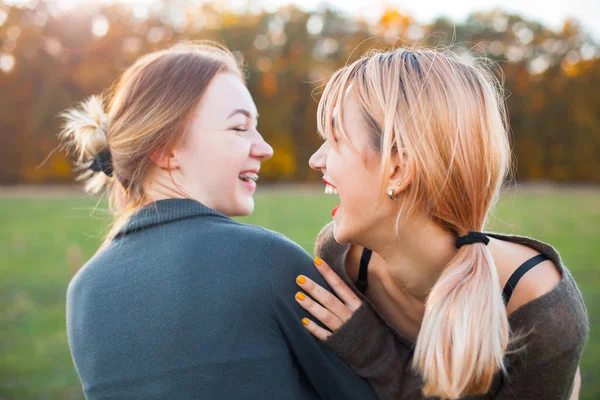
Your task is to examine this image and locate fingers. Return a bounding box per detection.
[301,318,331,341]
[294,257,364,341]
[296,273,354,323]
[313,257,363,312]
[295,291,344,331]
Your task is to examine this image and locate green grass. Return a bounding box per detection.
[1,186,598,399]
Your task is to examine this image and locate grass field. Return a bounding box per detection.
[1,186,598,399]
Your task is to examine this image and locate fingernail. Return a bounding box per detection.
[296,275,306,284]
[302,318,310,326]
[296,292,306,301]
[314,257,323,266]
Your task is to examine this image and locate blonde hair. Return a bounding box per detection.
[59,41,242,242]
[318,48,512,399]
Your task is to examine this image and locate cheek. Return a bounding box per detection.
[182,133,250,184]
[334,153,378,203]
[210,139,251,183]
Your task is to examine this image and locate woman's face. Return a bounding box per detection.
[173,72,273,216]
[309,91,393,244]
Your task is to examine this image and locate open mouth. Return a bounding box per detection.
[322,178,339,196]
[322,178,341,217]
[239,172,259,183]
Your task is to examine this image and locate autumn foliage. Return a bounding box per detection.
[1,2,598,183]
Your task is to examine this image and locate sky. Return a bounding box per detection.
[270,0,600,41]
[4,0,600,41]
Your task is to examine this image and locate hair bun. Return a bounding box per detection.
[59,95,113,193]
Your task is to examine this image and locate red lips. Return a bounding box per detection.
[332,204,340,217]
[322,177,335,187]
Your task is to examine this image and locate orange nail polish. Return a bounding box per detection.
[297,275,306,284]
[314,257,324,266]
[302,318,310,326]
[296,292,306,301]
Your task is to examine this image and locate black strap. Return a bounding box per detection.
[502,254,550,305]
[355,248,372,293]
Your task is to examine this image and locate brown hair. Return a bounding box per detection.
[59,41,242,241]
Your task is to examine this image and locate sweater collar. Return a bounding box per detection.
[115,198,230,238]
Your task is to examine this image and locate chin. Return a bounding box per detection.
[232,198,255,217]
[332,222,352,244]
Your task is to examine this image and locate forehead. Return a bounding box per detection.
[194,72,257,126]
[338,88,369,148]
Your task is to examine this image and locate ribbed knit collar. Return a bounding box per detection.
[115,198,230,238]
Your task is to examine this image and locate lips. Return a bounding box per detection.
[239,169,259,183]
[332,204,340,217]
[322,177,334,186]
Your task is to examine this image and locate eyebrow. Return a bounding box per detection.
[227,109,259,119]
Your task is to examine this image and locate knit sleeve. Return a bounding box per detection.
[493,274,589,400]
[314,221,351,276]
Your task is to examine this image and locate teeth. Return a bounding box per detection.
[239,173,259,182]
[324,184,338,195]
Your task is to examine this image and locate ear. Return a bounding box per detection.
[387,148,414,195]
[150,148,180,170]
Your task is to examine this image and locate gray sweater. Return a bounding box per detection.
[66,199,377,399]
[315,221,589,400]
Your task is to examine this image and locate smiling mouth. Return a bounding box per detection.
[322,178,339,196]
[239,172,259,183]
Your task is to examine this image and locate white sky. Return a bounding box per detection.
[5,0,600,41]
[272,0,600,41]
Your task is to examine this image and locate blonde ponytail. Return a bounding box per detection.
[414,242,509,398]
[59,95,113,194]
[317,47,512,398]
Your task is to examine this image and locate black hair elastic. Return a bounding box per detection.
[89,148,114,177]
[455,231,489,248]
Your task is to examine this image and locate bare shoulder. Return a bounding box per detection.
[490,238,563,315]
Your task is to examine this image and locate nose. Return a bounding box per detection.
[309,142,328,172]
[250,130,274,161]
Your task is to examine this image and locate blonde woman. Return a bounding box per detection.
[60,42,377,399]
[293,49,588,399]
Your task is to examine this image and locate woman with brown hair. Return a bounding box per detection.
[294,48,587,399]
[60,42,377,399]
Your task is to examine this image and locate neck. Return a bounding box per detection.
[142,168,195,206]
[365,215,459,300]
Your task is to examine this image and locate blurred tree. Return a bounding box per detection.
[0,2,598,183]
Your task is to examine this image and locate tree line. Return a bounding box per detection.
[1,1,598,183]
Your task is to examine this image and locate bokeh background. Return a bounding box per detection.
[1,0,599,399]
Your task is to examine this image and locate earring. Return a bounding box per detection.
[388,182,402,201]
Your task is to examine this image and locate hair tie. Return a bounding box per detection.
[89,148,114,177]
[455,231,489,248]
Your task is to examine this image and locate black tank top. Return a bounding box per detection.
[355,248,549,305]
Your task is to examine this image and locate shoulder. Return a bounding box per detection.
[496,237,589,356]
[489,236,563,315]
[267,229,338,303]
[66,249,111,316]
[267,230,313,276]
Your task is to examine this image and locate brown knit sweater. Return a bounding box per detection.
[315,222,589,400]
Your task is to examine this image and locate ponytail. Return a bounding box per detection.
[59,95,114,195]
[315,47,512,399]
[57,41,242,244]
[413,240,509,399]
